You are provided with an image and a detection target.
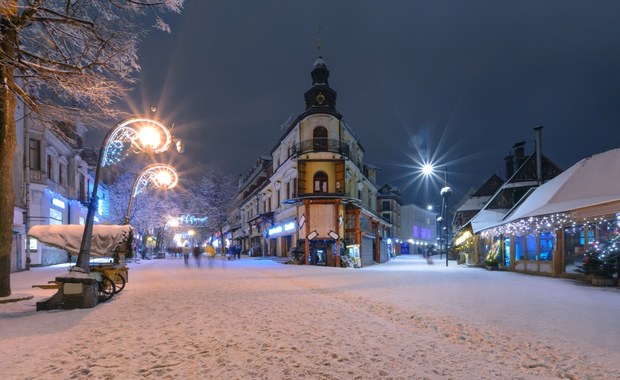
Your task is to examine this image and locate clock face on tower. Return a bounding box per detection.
[315,92,326,105]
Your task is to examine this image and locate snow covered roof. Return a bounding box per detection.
[28,224,133,257]
[470,209,509,233]
[456,195,491,212]
[503,147,620,223]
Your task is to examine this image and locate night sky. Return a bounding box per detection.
[125,0,620,206]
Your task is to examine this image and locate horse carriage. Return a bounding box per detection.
[28,224,134,302]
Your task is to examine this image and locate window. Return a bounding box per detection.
[503,236,511,267]
[29,139,41,170]
[47,156,53,180]
[313,171,328,193]
[382,200,391,211]
[515,235,524,260]
[313,126,328,151]
[286,181,291,199]
[526,234,537,260]
[292,178,297,197]
[539,231,553,261]
[50,208,63,225]
[79,173,86,202]
[58,163,64,185]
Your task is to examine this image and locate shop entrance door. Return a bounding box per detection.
[310,240,329,266]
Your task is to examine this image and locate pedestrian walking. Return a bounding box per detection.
[193,245,201,267]
[182,244,191,267]
[426,245,435,265]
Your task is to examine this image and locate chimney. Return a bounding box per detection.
[534,126,543,184]
[512,141,526,169]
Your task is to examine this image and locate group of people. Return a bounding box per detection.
[182,244,205,267]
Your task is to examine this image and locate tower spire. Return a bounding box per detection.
[316,26,323,57]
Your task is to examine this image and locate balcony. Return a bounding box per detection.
[290,139,350,159]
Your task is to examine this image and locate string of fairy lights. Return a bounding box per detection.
[479,212,620,240]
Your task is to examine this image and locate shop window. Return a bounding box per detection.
[539,231,553,261]
[515,235,524,260]
[313,171,328,193]
[503,236,511,267]
[50,208,63,225]
[596,219,620,242]
[526,234,537,260]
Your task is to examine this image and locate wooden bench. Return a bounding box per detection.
[32,281,61,290]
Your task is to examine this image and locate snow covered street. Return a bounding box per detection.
[2,255,620,379]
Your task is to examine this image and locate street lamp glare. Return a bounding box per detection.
[422,163,434,176]
[154,170,173,187]
[139,125,162,149]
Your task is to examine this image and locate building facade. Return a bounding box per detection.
[398,203,437,255]
[234,56,390,267]
[11,101,106,271]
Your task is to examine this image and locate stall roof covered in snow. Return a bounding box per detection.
[28,224,133,257]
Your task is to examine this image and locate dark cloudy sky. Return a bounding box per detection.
[128,0,620,205]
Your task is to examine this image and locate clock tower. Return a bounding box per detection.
[303,56,338,115]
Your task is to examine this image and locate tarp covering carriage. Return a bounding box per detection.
[28,224,134,258]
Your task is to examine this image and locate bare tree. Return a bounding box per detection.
[0,1,184,296]
[193,169,237,253]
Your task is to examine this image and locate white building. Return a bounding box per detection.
[11,101,106,271]
[399,203,437,255]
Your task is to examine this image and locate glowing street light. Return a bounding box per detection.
[422,163,434,176]
[123,164,179,225]
[76,117,179,272]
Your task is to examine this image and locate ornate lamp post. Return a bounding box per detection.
[75,117,177,272]
[123,163,178,225]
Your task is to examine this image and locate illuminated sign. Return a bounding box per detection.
[51,198,65,209]
[268,221,297,236]
[175,214,209,227]
[268,226,283,235]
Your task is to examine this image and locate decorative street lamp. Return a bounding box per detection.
[123,163,179,225]
[75,117,178,272]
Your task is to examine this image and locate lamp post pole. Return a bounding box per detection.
[440,167,452,267]
[75,129,118,272]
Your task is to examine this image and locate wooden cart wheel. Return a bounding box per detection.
[113,272,126,293]
[98,275,116,302]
